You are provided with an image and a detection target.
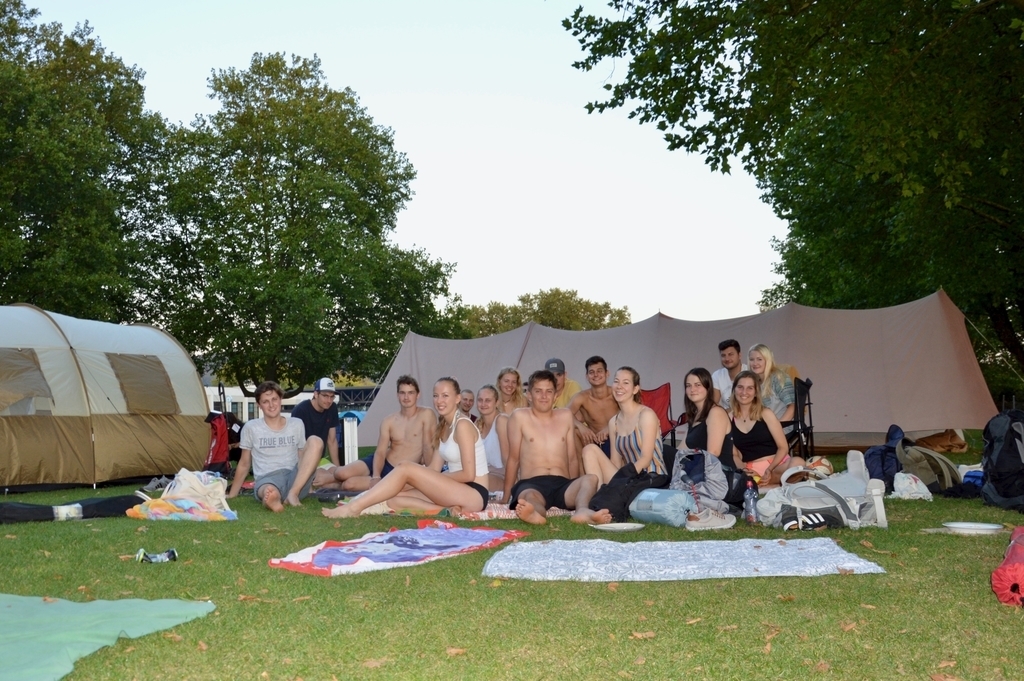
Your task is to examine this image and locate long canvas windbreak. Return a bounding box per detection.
[362,292,996,448]
[0,305,208,487]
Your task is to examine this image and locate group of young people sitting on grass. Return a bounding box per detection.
[226,341,804,528]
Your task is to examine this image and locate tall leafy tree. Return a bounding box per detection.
[157,53,462,395]
[566,1,1024,385]
[464,288,630,337]
[0,0,165,321]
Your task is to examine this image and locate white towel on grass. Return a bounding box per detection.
[482,537,884,582]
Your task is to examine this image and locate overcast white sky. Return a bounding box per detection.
[33,0,787,322]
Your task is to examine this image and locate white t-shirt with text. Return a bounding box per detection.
[240,417,307,477]
[711,364,748,410]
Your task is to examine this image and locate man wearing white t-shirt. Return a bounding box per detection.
[711,339,748,410]
[227,381,324,512]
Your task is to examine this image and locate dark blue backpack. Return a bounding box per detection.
[863,425,906,493]
[981,410,1024,512]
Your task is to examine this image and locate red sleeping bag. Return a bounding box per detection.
[991,526,1024,606]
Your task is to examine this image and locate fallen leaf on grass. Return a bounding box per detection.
[363,657,389,668]
[778,539,787,545]
[260,672,269,679]
[838,568,854,575]
[938,661,957,669]
[617,671,631,678]
[840,622,857,632]
[42,597,57,603]
[644,600,654,606]
[118,554,135,561]
[236,577,246,585]
[469,579,477,585]
[763,641,772,654]
[861,603,877,610]
[798,633,809,641]
[629,631,655,640]
[163,633,182,642]
[77,586,89,593]
[860,540,874,548]
[489,579,502,588]
[718,625,738,632]
[446,647,467,656]
[292,596,311,602]
[124,646,134,653]
[136,526,147,533]
[814,661,831,673]
[633,656,645,665]
[929,675,962,681]
[764,625,781,642]
[406,575,410,587]
[5,535,16,539]
[686,618,702,625]
[609,633,616,640]
[182,559,193,565]
[237,594,260,602]
[607,582,619,592]
[39,550,51,558]
[120,591,133,596]
[334,522,341,528]
[197,641,208,651]
[638,615,647,621]
[777,594,796,601]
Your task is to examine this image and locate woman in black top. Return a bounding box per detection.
[729,371,804,486]
[682,368,734,468]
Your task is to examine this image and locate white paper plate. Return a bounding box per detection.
[943,522,1004,535]
[590,522,645,532]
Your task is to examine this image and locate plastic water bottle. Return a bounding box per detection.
[743,481,758,524]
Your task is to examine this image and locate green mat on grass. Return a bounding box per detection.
[0,594,215,681]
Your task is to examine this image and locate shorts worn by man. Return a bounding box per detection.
[314,375,433,492]
[290,377,340,465]
[228,381,323,512]
[504,370,611,525]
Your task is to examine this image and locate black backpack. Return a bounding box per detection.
[981,410,1024,512]
[589,463,670,523]
[863,424,906,493]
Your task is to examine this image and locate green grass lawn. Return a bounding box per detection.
[3,447,1024,681]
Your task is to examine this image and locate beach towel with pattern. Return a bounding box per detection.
[269,519,527,576]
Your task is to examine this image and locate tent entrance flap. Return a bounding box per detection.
[106,353,180,415]
[0,347,53,413]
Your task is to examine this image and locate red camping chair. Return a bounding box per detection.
[640,382,676,448]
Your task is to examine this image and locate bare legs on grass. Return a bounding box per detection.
[321,462,485,519]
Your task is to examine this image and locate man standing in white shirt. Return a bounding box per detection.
[711,339,748,410]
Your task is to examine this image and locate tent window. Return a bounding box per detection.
[106,353,180,415]
[0,347,53,414]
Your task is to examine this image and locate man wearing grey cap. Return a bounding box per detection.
[289,377,341,466]
[545,358,582,409]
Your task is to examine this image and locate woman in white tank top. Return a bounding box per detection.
[475,385,509,492]
[323,377,491,518]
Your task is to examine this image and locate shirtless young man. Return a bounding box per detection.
[313,376,433,492]
[567,356,621,459]
[504,370,612,525]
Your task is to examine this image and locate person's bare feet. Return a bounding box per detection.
[322,502,358,519]
[515,500,547,525]
[312,468,335,489]
[571,508,613,524]
[285,492,302,507]
[262,487,285,513]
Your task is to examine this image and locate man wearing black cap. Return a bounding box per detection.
[289,377,340,466]
[545,358,582,409]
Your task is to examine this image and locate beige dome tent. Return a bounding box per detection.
[361,291,997,449]
[0,305,208,487]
